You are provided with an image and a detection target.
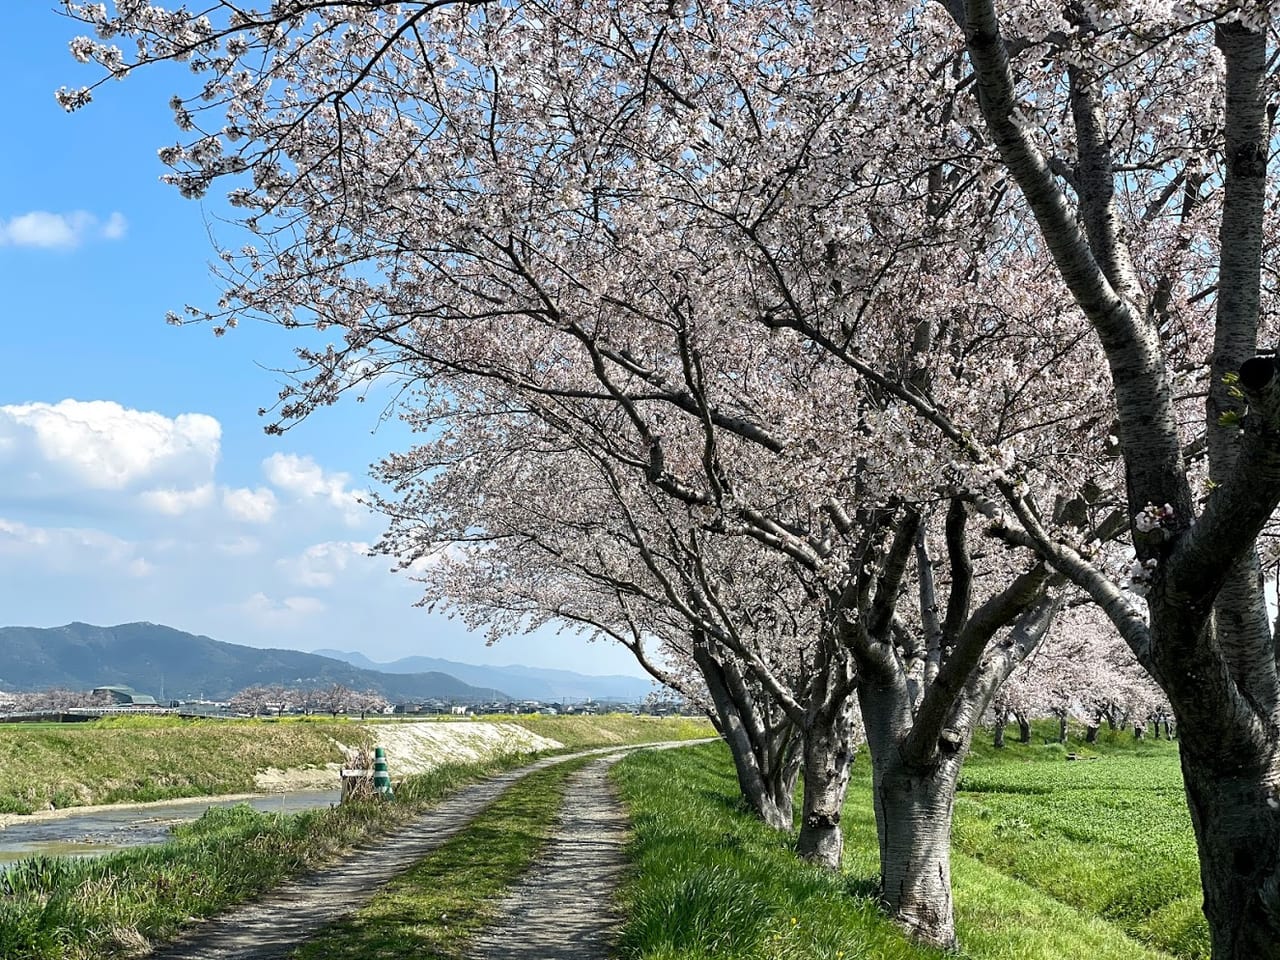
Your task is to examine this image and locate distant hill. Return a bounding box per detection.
[312,649,656,701]
[0,622,509,703]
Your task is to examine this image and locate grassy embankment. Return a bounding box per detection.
[0,714,707,960]
[613,727,1201,960]
[505,713,711,750]
[0,716,368,814]
[0,712,710,814]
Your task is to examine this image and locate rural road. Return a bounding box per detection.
[147,740,706,960]
[468,754,632,960]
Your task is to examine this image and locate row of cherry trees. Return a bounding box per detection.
[992,604,1172,746]
[227,684,389,718]
[0,689,116,712]
[60,1,1280,955]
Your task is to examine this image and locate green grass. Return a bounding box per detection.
[953,727,1205,959]
[0,752,540,960]
[613,741,1183,960]
[503,714,712,749]
[290,756,592,960]
[0,717,368,813]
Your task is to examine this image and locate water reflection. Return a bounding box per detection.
[0,790,341,864]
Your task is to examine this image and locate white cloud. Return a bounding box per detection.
[264,452,367,524]
[224,486,277,523]
[0,210,128,249]
[101,212,128,240]
[239,591,326,627]
[0,400,220,493]
[0,515,148,573]
[281,540,370,587]
[139,483,216,516]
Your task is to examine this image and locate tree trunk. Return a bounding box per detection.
[1057,714,1069,743]
[1086,722,1099,744]
[1181,748,1280,959]
[1016,712,1032,743]
[796,702,855,868]
[722,726,798,831]
[694,644,798,831]
[1133,723,1145,740]
[993,721,1006,748]
[870,750,963,951]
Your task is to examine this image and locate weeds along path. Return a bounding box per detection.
[467,753,635,960]
[147,740,708,960]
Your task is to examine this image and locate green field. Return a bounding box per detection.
[613,731,1199,960]
[953,734,1203,959]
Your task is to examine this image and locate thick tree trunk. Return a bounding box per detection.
[1057,714,1069,743]
[796,703,855,868]
[993,721,1006,748]
[871,750,963,951]
[1016,713,1031,743]
[1086,722,1099,744]
[1133,723,1145,740]
[858,676,964,949]
[1181,748,1280,959]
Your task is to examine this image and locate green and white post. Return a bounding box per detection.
[372,745,394,798]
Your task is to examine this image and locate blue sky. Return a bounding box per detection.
[0,6,649,679]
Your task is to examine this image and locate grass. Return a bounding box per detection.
[503,713,712,749]
[612,739,1188,960]
[0,716,367,813]
[953,726,1205,960]
[0,752,540,960]
[290,756,592,960]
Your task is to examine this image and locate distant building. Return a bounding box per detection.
[92,685,158,706]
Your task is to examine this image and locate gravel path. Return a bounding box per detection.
[467,753,633,960]
[146,742,701,960]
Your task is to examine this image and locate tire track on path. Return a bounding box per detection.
[467,752,636,960]
[147,740,707,960]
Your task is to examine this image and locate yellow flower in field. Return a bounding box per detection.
[790,916,798,926]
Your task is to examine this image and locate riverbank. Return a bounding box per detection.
[0,714,710,815]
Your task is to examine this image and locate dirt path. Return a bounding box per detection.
[467,753,633,960]
[146,741,705,960]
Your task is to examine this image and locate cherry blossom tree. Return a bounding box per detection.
[991,607,1172,747]
[371,367,1082,944]
[318,682,352,717]
[379,415,827,834]
[352,688,390,718]
[929,6,1280,955]
[229,685,272,717]
[57,0,1267,951]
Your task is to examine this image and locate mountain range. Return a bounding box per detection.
[0,622,509,703]
[312,649,657,701]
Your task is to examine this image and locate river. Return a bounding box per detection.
[0,789,342,864]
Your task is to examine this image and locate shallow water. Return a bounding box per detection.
[0,789,341,863]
